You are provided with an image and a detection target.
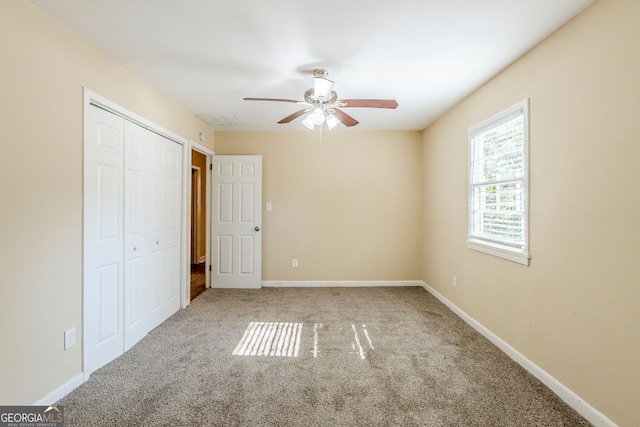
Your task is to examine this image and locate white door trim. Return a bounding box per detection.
[84,90,187,145]
[189,140,214,155]
[83,88,188,379]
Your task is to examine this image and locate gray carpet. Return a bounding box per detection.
[58,287,591,426]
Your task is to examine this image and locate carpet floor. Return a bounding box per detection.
[58,287,591,426]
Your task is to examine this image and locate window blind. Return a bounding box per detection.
[469,110,526,249]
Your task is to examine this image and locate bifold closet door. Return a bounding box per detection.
[124,127,183,338]
[148,135,166,331]
[162,135,182,318]
[123,121,152,351]
[147,132,183,330]
[85,105,183,375]
[84,106,125,375]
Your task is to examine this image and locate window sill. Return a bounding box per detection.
[468,240,530,266]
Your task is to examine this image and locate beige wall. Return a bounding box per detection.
[215,131,423,281]
[421,0,640,424]
[0,1,213,404]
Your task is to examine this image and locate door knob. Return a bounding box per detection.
[254,226,261,232]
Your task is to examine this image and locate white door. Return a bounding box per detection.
[123,121,151,351]
[148,135,167,330]
[84,106,125,374]
[163,135,183,317]
[147,132,183,328]
[212,156,262,288]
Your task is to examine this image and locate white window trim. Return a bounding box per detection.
[468,98,530,266]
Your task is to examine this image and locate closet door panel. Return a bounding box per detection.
[84,106,125,376]
[164,138,183,317]
[165,175,181,315]
[123,122,152,350]
[149,168,165,330]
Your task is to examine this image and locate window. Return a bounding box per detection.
[468,98,530,265]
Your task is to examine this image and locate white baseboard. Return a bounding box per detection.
[420,281,616,427]
[33,372,85,406]
[262,280,423,288]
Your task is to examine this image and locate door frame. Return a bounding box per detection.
[83,88,189,379]
[185,140,214,305]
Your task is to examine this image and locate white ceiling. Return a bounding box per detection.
[33,0,596,132]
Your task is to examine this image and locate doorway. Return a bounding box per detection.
[190,148,209,300]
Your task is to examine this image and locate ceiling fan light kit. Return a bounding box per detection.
[325,113,340,129]
[243,69,398,129]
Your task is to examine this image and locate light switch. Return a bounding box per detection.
[266,202,272,211]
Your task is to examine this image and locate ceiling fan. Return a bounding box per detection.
[243,69,398,129]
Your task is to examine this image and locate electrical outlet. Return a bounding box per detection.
[292,259,298,268]
[64,327,75,350]
[452,276,457,288]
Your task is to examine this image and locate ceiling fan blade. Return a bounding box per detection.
[278,109,310,124]
[244,97,304,103]
[339,99,399,109]
[332,108,359,127]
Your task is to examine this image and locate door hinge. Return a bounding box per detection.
[209,264,212,272]
[209,163,213,170]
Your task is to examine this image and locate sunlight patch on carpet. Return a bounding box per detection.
[350,324,374,360]
[312,323,323,358]
[233,322,303,357]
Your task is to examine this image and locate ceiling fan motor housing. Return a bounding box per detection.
[304,88,337,105]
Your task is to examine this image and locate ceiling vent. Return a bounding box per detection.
[196,114,244,127]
